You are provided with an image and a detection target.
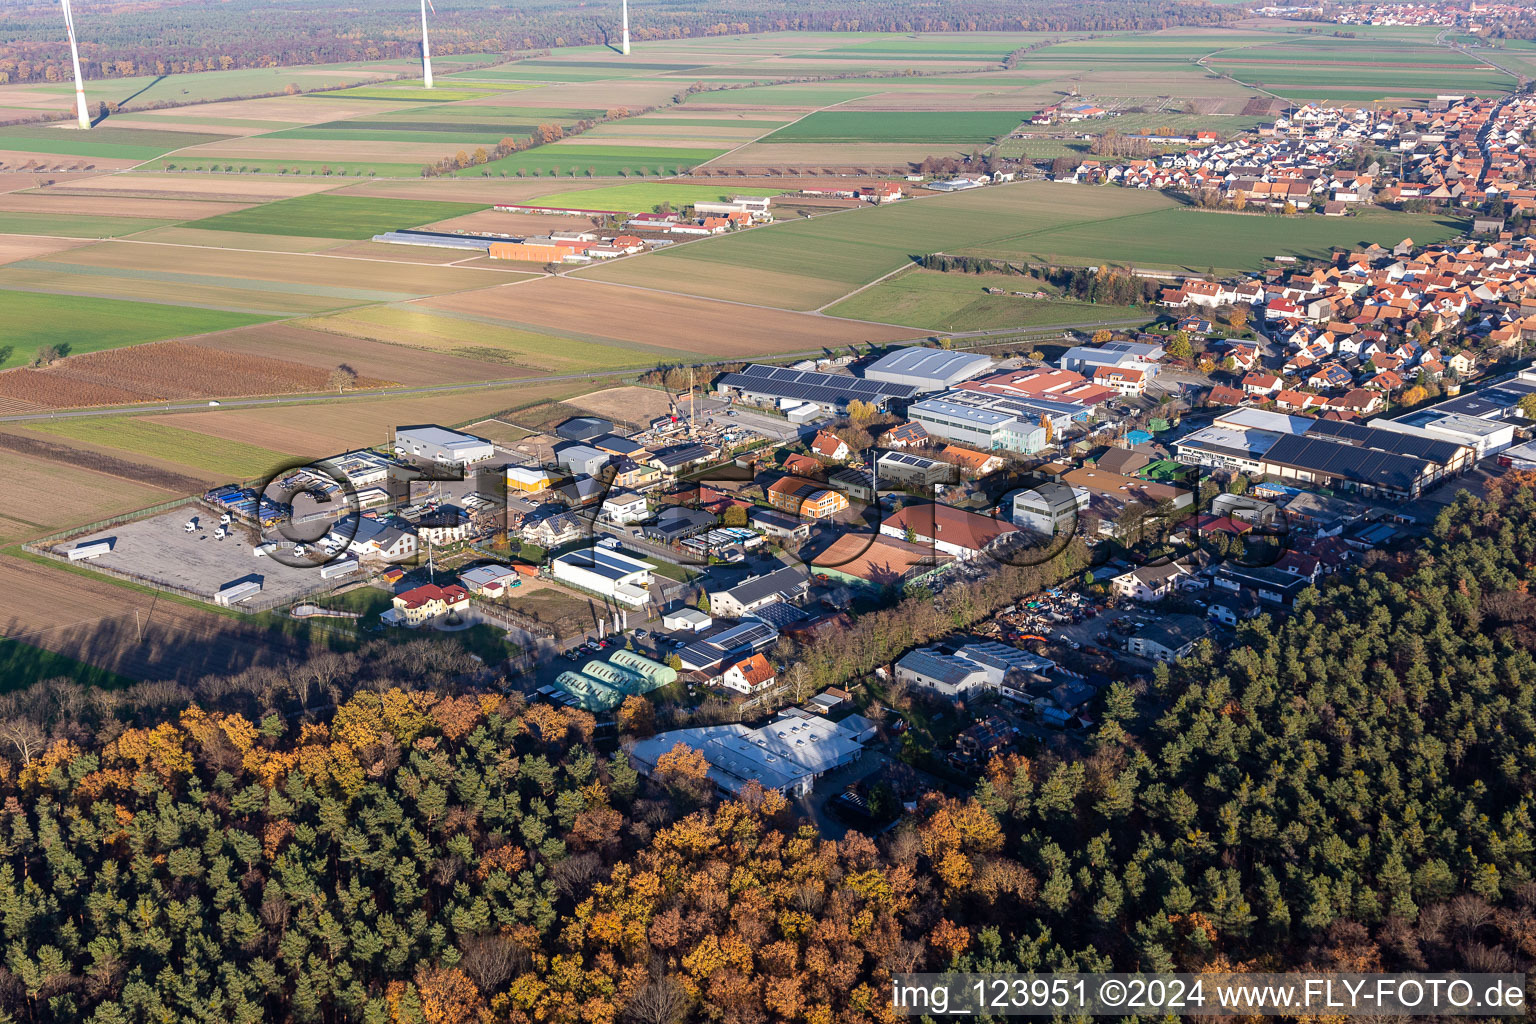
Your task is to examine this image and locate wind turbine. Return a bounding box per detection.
[419,0,435,89]
[59,0,89,129]
[621,0,631,55]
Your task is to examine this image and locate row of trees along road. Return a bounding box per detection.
[0,483,1532,1021]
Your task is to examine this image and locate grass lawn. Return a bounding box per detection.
[826,268,1148,332]
[959,206,1470,273]
[450,144,727,178]
[27,418,295,481]
[528,182,787,212]
[1,291,271,369]
[0,637,130,690]
[186,194,489,239]
[762,110,1028,145]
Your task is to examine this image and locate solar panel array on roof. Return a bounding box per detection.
[1303,418,1466,465]
[879,451,945,470]
[717,364,917,405]
[1263,434,1428,492]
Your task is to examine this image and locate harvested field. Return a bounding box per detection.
[335,178,601,203]
[0,170,109,193]
[25,418,298,481]
[0,449,178,542]
[0,429,211,493]
[415,275,927,354]
[0,555,316,683]
[122,227,346,252]
[0,193,252,220]
[201,321,514,385]
[0,212,178,237]
[708,142,946,169]
[0,234,91,265]
[186,194,489,240]
[569,385,680,425]
[59,174,354,199]
[23,241,522,308]
[0,340,394,408]
[463,418,533,445]
[172,138,468,163]
[301,305,691,372]
[153,379,607,455]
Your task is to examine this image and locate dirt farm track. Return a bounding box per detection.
[0,557,315,682]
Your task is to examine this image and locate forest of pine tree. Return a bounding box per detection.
[0,484,1531,1023]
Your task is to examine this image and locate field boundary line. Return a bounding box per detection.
[686,90,888,173]
[813,260,915,313]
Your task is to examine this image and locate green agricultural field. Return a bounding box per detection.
[27,418,294,480]
[186,194,488,239]
[0,126,228,161]
[579,182,1176,310]
[0,212,178,237]
[0,60,458,113]
[0,291,271,369]
[449,145,727,178]
[529,183,786,212]
[826,268,1147,332]
[960,207,1469,273]
[305,306,701,372]
[0,638,129,691]
[762,110,1028,145]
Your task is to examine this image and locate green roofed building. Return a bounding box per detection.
[581,659,649,693]
[555,671,625,711]
[609,649,677,689]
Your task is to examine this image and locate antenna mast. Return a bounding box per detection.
[59,0,89,129]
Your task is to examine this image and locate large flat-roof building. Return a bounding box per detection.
[629,712,871,797]
[548,543,653,607]
[906,391,1064,453]
[1373,408,1516,458]
[715,363,917,413]
[863,348,994,393]
[394,425,495,466]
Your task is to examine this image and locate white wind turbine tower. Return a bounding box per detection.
[59,0,90,129]
[419,0,435,89]
[621,0,631,55]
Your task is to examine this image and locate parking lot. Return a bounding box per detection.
[56,509,333,607]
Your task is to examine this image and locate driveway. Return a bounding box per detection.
[794,748,891,839]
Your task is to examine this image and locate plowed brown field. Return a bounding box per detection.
[0,340,395,407]
[415,275,926,355]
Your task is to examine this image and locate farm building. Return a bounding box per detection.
[394,425,494,466]
[714,363,916,414]
[549,543,653,607]
[863,348,994,393]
